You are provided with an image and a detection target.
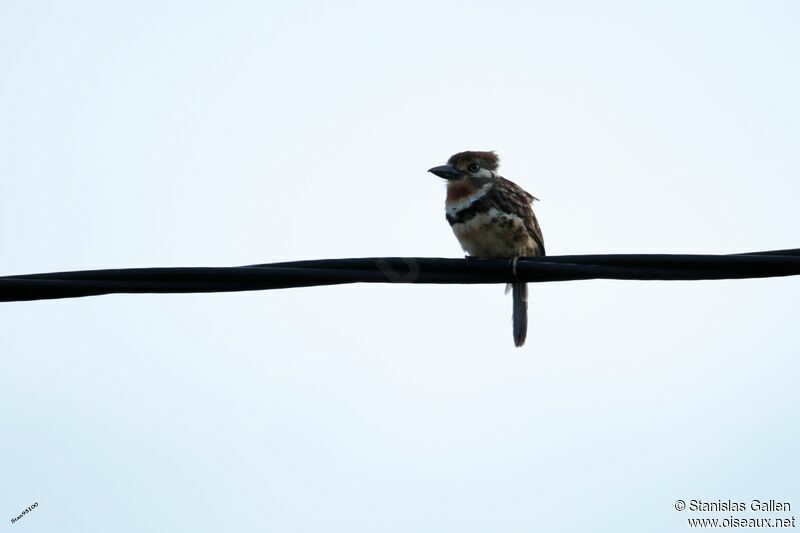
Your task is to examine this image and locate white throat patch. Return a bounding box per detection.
[445,182,492,216]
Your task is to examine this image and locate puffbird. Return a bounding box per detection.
[429,151,545,347]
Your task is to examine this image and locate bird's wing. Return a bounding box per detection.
[487,177,546,256]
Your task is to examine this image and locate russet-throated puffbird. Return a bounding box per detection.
[429,151,545,347]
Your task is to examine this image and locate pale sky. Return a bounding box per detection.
[1,2,799,532]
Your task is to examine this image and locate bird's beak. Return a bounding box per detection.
[428,164,464,180]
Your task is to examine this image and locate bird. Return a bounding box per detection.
[428,151,545,347]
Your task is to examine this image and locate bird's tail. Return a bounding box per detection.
[512,282,528,347]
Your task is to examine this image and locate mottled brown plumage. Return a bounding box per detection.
[485,177,545,256]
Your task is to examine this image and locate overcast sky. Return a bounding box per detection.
[2,1,799,532]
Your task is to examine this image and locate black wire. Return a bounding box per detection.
[1,248,799,303]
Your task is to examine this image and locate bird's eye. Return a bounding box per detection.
[468,163,480,173]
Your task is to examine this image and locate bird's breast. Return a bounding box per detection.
[449,208,538,259]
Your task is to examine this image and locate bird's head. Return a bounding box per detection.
[428,150,499,181]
